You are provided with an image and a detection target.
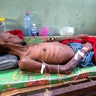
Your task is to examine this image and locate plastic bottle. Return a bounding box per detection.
[31,23,38,36]
[23,12,32,36]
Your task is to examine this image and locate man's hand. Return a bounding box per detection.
[82,42,93,52]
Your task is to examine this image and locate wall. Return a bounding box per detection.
[0,0,96,35]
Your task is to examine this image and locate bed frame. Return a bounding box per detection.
[1,77,96,96]
[1,36,96,96]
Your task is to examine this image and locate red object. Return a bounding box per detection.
[83,36,96,63]
[61,36,96,63]
[61,39,84,44]
[8,30,24,40]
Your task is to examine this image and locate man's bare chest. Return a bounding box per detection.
[31,42,66,55]
[28,42,74,63]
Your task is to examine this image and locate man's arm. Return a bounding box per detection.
[59,42,93,74]
[18,43,92,74]
[46,34,88,42]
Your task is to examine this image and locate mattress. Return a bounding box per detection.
[0,36,96,92]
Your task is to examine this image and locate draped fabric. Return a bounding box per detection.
[8,30,24,40]
[61,36,96,63]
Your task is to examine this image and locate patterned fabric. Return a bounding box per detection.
[0,66,96,92]
[68,42,95,67]
[0,36,96,92]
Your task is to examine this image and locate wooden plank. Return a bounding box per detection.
[12,79,96,96]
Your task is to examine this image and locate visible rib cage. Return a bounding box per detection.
[28,42,75,64]
[0,41,75,64]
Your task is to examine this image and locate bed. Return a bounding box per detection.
[0,36,96,96]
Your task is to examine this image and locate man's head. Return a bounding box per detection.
[0,32,26,54]
[0,32,24,44]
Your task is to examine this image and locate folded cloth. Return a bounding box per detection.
[83,36,96,64]
[0,54,18,70]
[8,30,24,40]
[68,42,94,67]
[61,36,96,64]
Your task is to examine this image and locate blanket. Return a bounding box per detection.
[61,36,96,63]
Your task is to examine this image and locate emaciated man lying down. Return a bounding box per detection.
[0,32,95,74]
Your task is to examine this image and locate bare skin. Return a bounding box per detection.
[0,32,94,74]
[47,34,96,42]
[0,34,93,74]
[0,32,23,44]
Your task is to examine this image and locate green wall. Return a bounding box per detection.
[0,0,96,35]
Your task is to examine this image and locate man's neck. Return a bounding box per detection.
[0,41,27,57]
